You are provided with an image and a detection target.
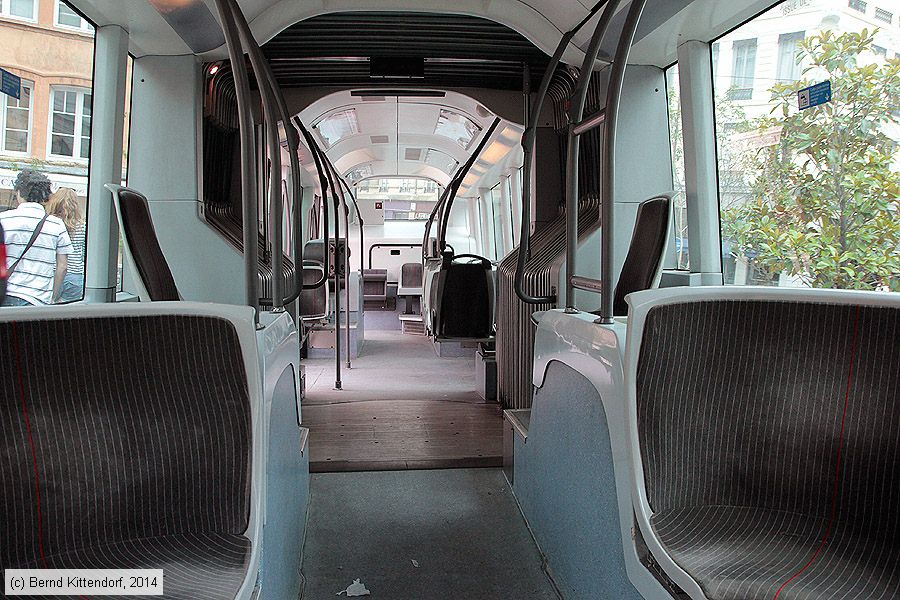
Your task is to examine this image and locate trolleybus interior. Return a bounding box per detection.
[1,0,898,598]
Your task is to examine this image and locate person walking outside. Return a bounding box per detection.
[46,187,86,303]
[0,170,73,307]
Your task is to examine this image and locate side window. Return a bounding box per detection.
[665,65,689,270]
[1,80,33,155]
[0,0,97,306]
[715,0,900,292]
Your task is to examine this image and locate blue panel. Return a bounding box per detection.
[1,68,21,100]
[514,362,643,600]
[798,80,831,110]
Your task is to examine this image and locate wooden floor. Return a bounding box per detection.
[302,330,503,472]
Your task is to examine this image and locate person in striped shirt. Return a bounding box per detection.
[0,170,73,307]
[47,188,86,303]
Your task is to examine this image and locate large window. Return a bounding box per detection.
[729,39,757,100]
[715,0,900,292]
[1,80,32,154]
[49,87,92,160]
[665,65,689,270]
[0,0,37,21]
[776,32,805,82]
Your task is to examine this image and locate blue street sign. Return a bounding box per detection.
[1,68,21,100]
[798,80,832,111]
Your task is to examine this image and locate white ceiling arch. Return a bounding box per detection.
[297,89,524,192]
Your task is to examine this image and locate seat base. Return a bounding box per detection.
[653,505,899,600]
[16,533,251,600]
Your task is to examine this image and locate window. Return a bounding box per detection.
[729,39,757,100]
[714,0,900,292]
[665,65,689,270]
[0,0,37,21]
[873,44,887,57]
[711,42,720,77]
[434,109,482,149]
[1,79,32,154]
[55,0,92,31]
[49,87,92,160]
[848,0,867,12]
[874,7,892,21]
[777,32,805,81]
[313,108,359,148]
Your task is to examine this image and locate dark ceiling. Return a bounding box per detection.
[262,12,554,91]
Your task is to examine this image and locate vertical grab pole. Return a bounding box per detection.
[213,0,259,324]
[599,0,648,324]
[515,0,608,305]
[227,0,283,311]
[297,120,331,290]
[330,163,353,369]
[321,162,343,389]
[564,0,621,312]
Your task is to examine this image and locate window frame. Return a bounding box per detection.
[776,31,806,82]
[47,85,93,162]
[848,0,867,13]
[0,77,34,156]
[0,0,38,23]
[873,7,892,23]
[54,0,93,33]
[728,38,758,101]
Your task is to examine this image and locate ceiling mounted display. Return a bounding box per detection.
[434,109,482,150]
[314,108,360,148]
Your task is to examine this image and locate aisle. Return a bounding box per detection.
[300,469,560,600]
[303,330,503,472]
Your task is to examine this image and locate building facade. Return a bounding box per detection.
[0,0,103,204]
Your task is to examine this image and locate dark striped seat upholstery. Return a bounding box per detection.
[636,300,899,600]
[1,315,253,600]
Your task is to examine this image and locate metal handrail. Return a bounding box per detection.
[515,0,608,306]
[596,0,648,324]
[563,0,622,311]
[211,0,259,324]
[319,148,344,389]
[296,119,330,290]
[438,117,502,251]
[422,172,459,263]
[225,0,284,311]
[337,176,365,273]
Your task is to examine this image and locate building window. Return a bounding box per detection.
[729,39,757,100]
[49,87,92,160]
[874,7,892,22]
[1,79,33,154]
[848,0,867,13]
[873,44,887,57]
[777,32,805,81]
[55,0,92,31]
[0,0,37,21]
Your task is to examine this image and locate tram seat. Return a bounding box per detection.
[106,184,180,301]
[399,262,424,297]
[299,262,329,324]
[1,303,265,599]
[432,253,495,340]
[362,268,388,304]
[626,288,900,600]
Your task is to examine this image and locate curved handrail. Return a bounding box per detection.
[211,0,259,323]
[225,0,284,310]
[337,175,364,274]
[296,119,331,290]
[514,0,608,305]
[438,117,502,251]
[562,0,623,311]
[422,175,459,263]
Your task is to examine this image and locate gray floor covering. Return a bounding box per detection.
[300,469,560,600]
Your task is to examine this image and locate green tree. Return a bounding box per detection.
[723,29,900,291]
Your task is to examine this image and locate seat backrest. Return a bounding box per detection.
[612,194,672,316]
[401,263,423,289]
[107,185,179,301]
[436,255,493,339]
[299,264,328,320]
[0,308,253,568]
[631,290,900,539]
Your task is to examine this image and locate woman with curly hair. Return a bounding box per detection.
[47,188,86,303]
[0,170,73,306]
